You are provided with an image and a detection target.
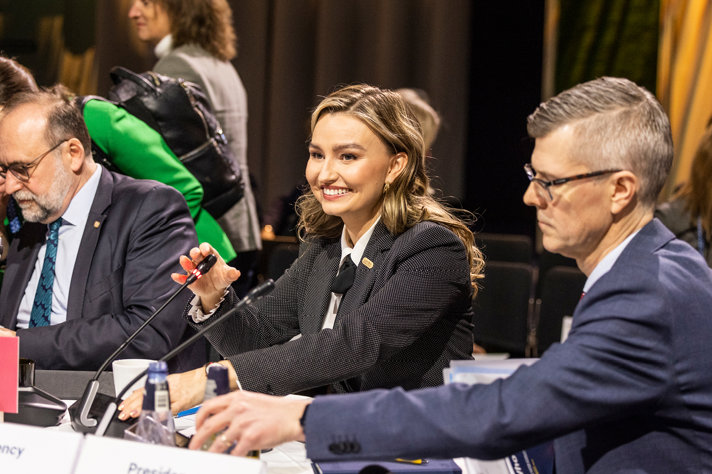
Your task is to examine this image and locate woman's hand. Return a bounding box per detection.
[188,390,310,456]
[172,243,241,312]
[117,367,207,420]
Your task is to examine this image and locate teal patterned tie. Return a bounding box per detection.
[29,219,62,328]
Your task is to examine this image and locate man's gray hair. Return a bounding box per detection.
[527,77,673,207]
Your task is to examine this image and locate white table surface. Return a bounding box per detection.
[52,400,313,474]
[52,400,475,474]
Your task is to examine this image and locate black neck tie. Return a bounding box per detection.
[331,257,356,295]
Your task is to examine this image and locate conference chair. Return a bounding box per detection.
[533,265,586,355]
[473,261,537,357]
[475,232,533,264]
[536,250,578,296]
[256,238,300,282]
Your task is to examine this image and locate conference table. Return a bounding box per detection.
[34,369,314,474]
[32,370,476,474]
[50,414,313,473]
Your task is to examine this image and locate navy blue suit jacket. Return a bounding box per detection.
[304,219,712,473]
[0,168,199,370]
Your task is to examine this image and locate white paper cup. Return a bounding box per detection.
[112,359,154,399]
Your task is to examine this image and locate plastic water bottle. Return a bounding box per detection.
[204,364,230,400]
[135,361,175,446]
[200,364,230,451]
[200,364,260,458]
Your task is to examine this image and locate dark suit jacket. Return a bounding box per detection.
[0,168,199,370]
[304,219,712,473]
[192,221,475,395]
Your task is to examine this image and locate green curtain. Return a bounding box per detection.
[556,0,660,94]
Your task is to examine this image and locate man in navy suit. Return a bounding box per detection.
[187,78,712,472]
[0,88,198,370]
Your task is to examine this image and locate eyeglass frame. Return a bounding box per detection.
[0,139,68,183]
[524,163,623,201]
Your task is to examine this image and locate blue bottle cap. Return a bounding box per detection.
[148,360,168,373]
[206,364,229,396]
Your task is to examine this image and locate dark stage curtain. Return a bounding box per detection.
[555,0,659,94]
[3,0,546,235]
[94,0,475,211]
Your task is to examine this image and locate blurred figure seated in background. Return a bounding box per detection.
[656,119,712,266]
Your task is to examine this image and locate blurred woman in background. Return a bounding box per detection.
[128,0,262,295]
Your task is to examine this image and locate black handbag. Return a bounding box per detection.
[103,66,244,218]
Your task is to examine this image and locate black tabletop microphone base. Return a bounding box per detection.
[69,254,219,433]
[69,392,133,437]
[5,358,66,428]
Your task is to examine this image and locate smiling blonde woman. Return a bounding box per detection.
[118,84,483,421]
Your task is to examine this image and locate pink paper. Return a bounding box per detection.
[0,337,19,413]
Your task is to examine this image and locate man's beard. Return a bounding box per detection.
[13,160,73,223]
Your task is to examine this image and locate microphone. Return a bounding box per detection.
[93,279,275,437]
[70,254,218,432]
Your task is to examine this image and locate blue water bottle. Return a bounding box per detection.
[135,361,175,446]
[201,364,230,451]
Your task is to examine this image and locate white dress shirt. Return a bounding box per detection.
[154,34,173,59]
[17,165,102,328]
[583,228,641,294]
[188,216,382,332]
[321,217,381,330]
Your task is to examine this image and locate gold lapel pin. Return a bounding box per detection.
[93,221,100,228]
[362,257,373,269]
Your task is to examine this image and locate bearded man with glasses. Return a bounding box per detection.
[0,88,199,371]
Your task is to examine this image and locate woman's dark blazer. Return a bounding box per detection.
[190,220,475,395]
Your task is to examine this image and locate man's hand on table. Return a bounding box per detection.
[188,390,310,456]
[0,327,16,337]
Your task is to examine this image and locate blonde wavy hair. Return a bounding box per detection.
[297,84,483,288]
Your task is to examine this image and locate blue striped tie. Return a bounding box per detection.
[29,219,62,328]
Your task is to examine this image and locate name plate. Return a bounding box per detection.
[0,422,84,474]
[74,435,266,474]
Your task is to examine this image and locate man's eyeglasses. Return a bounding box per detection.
[524,163,622,201]
[0,139,68,183]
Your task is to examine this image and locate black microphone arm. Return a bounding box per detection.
[94,278,275,437]
[72,254,218,431]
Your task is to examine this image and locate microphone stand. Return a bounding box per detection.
[94,279,275,437]
[71,255,217,432]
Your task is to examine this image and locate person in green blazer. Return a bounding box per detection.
[82,97,236,261]
[0,56,236,282]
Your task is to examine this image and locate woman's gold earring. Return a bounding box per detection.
[383,182,390,194]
